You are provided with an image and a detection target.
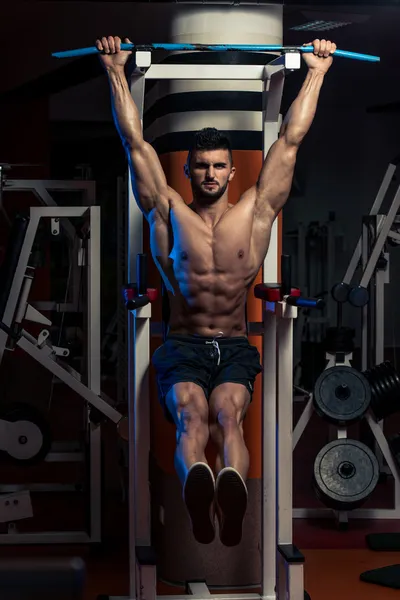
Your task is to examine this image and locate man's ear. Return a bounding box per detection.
[228,166,236,182]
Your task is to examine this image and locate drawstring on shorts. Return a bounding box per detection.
[205,332,224,366]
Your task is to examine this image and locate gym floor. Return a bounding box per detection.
[3,506,399,600]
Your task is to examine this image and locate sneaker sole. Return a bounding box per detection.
[184,464,215,544]
[216,469,247,547]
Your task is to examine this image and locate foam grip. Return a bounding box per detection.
[146,288,158,303]
[286,296,324,309]
[254,284,301,303]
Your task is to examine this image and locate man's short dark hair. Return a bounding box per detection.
[187,127,233,167]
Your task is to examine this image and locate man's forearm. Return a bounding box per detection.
[107,66,144,150]
[281,68,325,147]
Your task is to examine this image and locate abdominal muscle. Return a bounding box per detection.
[166,272,251,338]
[149,201,261,338]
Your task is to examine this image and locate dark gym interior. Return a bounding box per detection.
[1,1,400,599]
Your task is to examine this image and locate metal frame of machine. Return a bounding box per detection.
[111,49,306,600]
[0,176,96,313]
[0,203,122,544]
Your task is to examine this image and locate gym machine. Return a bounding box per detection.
[285,214,343,388]
[108,250,323,600]
[0,203,124,543]
[98,44,325,600]
[0,165,96,314]
[330,161,400,591]
[292,157,400,525]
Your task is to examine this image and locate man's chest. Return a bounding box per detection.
[169,211,255,277]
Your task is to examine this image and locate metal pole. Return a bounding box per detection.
[262,308,277,600]
[343,163,396,286]
[127,66,147,599]
[87,206,102,543]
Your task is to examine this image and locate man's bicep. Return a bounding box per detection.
[128,143,171,217]
[254,137,298,219]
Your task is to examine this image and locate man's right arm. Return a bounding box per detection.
[107,66,170,220]
[98,36,172,221]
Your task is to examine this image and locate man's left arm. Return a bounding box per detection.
[252,39,336,222]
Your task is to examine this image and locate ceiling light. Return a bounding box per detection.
[291,20,353,32]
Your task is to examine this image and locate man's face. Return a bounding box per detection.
[188,149,235,201]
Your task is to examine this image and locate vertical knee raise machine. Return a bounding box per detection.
[107,47,324,600]
[122,253,322,600]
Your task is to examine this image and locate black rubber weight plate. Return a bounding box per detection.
[314,366,371,424]
[313,439,379,510]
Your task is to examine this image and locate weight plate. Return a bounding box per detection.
[313,439,379,510]
[314,366,371,424]
[382,363,400,400]
[375,364,390,395]
[371,373,385,402]
[378,363,397,398]
[7,420,44,460]
[392,367,400,389]
[364,361,400,420]
[0,403,52,465]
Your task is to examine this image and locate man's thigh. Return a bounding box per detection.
[208,339,262,422]
[152,338,210,423]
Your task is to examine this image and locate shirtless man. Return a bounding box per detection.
[98,35,336,546]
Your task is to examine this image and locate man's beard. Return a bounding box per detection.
[195,179,229,202]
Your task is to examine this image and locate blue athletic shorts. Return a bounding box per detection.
[152,334,262,422]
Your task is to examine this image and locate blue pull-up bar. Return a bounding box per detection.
[52,43,380,63]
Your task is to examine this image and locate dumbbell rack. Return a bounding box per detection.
[293,159,400,524]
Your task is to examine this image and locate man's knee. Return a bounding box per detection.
[212,401,242,441]
[167,382,209,436]
[210,385,250,439]
[218,408,242,436]
[209,409,244,452]
[213,385,249,417]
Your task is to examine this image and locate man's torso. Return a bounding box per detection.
[149,191,273,337]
